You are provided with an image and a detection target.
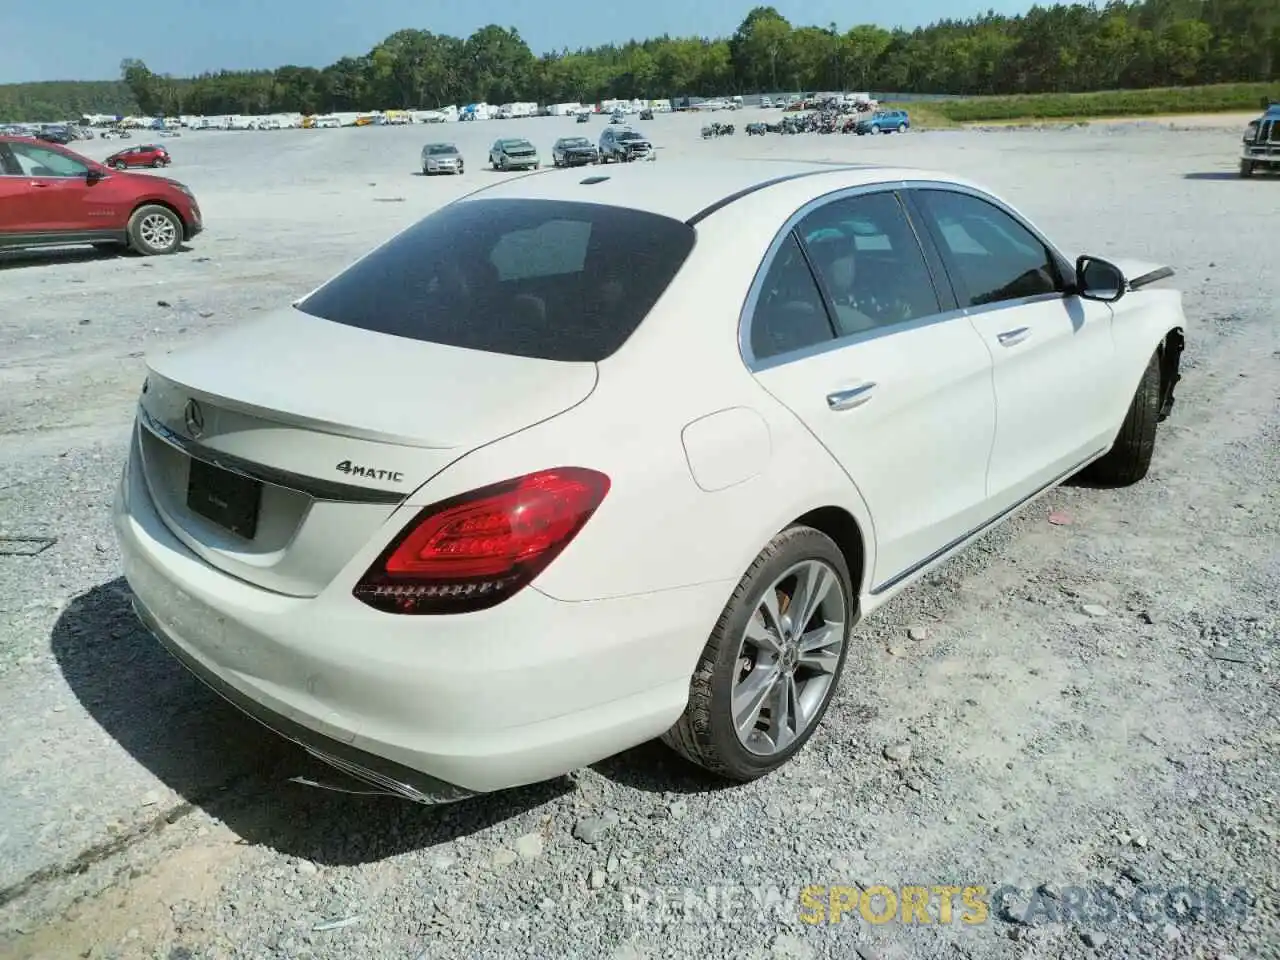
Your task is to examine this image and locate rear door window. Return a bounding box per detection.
[296,198,696,362]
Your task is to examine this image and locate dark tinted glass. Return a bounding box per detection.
[296,198,697,362]
[797,191,940,336]
[750,232,835,361]
[915,189,1061,307]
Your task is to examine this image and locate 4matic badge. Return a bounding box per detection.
[335,460,404,483]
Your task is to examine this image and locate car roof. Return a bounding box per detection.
[455,159,971,224]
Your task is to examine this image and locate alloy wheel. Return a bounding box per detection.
[731,559,847,756]
[139,213,177,251]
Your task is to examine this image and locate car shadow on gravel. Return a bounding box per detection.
[1182,172,1248,181]
[591,741,743,795]
[51,579,570,866]
[0,245,195,271]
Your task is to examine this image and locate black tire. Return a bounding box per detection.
[126,204,183,256]
[898,123,907,133]
[661,525,854,782]
[112,160,127,170]
[1240,160,1254,178]
[1081,350,1161,486]
[422,165,430,176]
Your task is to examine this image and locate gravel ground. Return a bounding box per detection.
[0,109,1277,960]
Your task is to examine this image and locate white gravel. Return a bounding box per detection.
[1,109,1277,960]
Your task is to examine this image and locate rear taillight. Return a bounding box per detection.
[353,468,610,614]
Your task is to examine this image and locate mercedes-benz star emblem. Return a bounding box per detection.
[183,398,205,439]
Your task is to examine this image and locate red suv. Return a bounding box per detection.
[106,143,171,170]
[0,135,202,256]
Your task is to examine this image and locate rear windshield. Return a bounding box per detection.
[296,198,696,362]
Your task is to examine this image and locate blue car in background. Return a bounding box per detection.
[855,109,911,135]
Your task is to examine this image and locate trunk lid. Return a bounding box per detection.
[135,307,597,597]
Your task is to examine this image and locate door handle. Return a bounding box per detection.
[997,326,1031,347]
[29,181,51,188]
[826,382,876,411]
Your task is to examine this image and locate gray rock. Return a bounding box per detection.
[1080,930,1108,948]
[573,813,620,844]
[770,933,815,960]
[1082,603,1110,617]
[514,833,544,859]
[883,743,912,763]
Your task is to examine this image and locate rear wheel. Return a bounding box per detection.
[126,204,182,256]
[897,123,907,133]
[662,526,853,782]
[1081,350,1161,486]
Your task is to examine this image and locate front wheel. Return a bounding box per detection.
[112,160,127,170]
[1240,159,1254,178]
[126,204,183,256]
[662,525,853,782]
[1080,350,1161,486]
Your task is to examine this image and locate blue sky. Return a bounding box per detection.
[2,0,1040,85]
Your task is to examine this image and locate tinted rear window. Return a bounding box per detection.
[296,198,696,362]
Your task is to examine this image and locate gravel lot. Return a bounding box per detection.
[1,108,1277,960]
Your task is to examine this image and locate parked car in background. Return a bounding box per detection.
[35,127,73,145]
[855,109,911,135]
[599,126,654,162]
[0,135,201,256]
[106,144,171,170]
[639,108,654,120]
[110,159,1184,805]
[576,112,590,124]
[420,142,464,175]
[489,138,539,171]
[551,136,599,167]
[1240,102,1280,177]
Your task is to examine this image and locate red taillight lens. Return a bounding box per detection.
[353,467,610,614]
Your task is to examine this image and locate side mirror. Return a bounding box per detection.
[1073,255,1126,303]
[86,166,106,183]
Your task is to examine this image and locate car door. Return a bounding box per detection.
[0,143,34,236]
[908,185,1120,509]
[745,187,999,592]
[3,140,98,234]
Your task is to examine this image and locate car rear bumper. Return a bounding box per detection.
[112,432,724,800]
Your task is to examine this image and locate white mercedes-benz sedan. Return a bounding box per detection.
[113,160,1187,803]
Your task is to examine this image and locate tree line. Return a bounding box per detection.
[1,0,1275,122]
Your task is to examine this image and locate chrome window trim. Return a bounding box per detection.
[738,179,1076,373]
